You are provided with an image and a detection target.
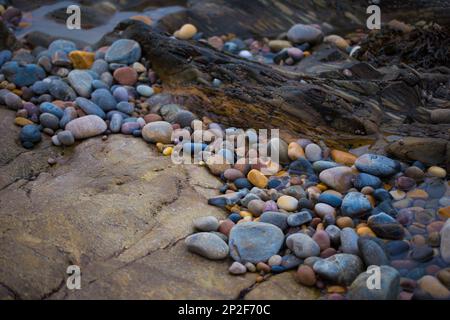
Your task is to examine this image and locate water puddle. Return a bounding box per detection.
[15,1,185,46]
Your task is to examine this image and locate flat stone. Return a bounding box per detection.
[185,232,229,260]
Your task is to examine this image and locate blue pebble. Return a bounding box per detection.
[48,39,77,55]
[373,188,392,202]
[116,101,134,114]
[109,113,123,133]
[223,42,239,54]
[318,193,342,207]
[113,86,129,102]
[105,39,141,64]
[91,88,117,111]
[183,142,208,155]
[0,50,12,67]
[289,158,316,178]
[31,81,49,95]
[386,240,410,257]
[132,129,142,137]
[271,265,287,274]
[353,173,382,189]
[106,110,129,120]
[312,160,342,172]
[122,117,138,123]
[228,213,242,223]
[355,154,400,177]
[20,124,42,147]
[268,179,281,189]
[39,102,64,118]
[75,97,106,119]
[92,80,109,90]
[341,192,372,218]
[234,178,253,189]
[1,62,46,87]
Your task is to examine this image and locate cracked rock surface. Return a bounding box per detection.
[0,108,317,300]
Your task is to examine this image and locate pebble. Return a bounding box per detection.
[49,79,77,101]
[1,62,45,86]
[68,50,95,69]
[318,191,342,207]
[136,84,153,97]
[229,222,284,263]
[141,121,173,144]
[224,168,244,181]
[287,24,323,45]
[340,228,360,255]
[218,219,235,237]
[14,117,33,127]
[411,245,434,262]
[305,143,322,162]
[259,212,288,230]
[287,142,305,160]
[174,24,197,40]
[347,266,400,300]
[105,39,142,64]
[295,265,316,286]
[358,237,389,266]
[368,212,405,240]
[355,154,400,177]
[91,88,118,112]
[353,173,382,190]
[268,255,282,266]
[427,166,446,178]
[91,59,109,76]
[121,122,140,135]
[66,115,107,139]
[287,211,312,227]
[330,149,357,166]
[277,195,298,212]
[405,166,425,181]
[314,203,335,218]
[313,230,331,251]
[247,169,268,189]
[396,176,416,191]
[174,110,197,128]
[417,275,450,299]
[319,166,354,193]
[68,70,93,97]
[4,92,22,110]
[56,130,75,146]
[286,233,320,258]
[436,268,450,288]
[113,67,138,86]
[75,97,106,119]
[185,232,229,260]
[440,220,450,263]
[229,261,246,275]
[19,124,41,148]
[313,253,363,286]
[116,101,134,115]
[341,192,372,217]
[39,113,60,130]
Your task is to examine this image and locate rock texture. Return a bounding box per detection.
[0,108,317,300]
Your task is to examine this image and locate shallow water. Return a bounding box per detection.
[15,1,184,46]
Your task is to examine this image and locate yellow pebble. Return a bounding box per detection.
[327,285,346,294]
[14,117,33,127]
[288,142,305,160]
[330,149,357,166]
[162,147,173,156]
[247,169,268,189]
[357,226,376,237]
[12,89,22,96]
[438,206,450,219]
[407,189,429,200]
[427,166,446,178]
[316,183,328,191]
[156,142,164,152]
[239,211,253,218]
[68,51,95,69]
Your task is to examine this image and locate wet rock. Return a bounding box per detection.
[386,137,448,167]
[341,192,372,217]
[319,166,354,193]
[340,228,360,255]
[68,70,93,97]
[355,154,400,177]
[358,238,389,266]
[66,115,107,140]
[368,212,405,240]
[348,266,400,300]
[286,233,320,259]
[105,39,141,64]
[287,24,323,45]
[259,211,288,230]
[142,121,173,144]
[1,61,45,87]
[229,222,284,263]
[75,97,106,119]
[193,216,220,232]
[185,232,229,260]
[313,253,363,286]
